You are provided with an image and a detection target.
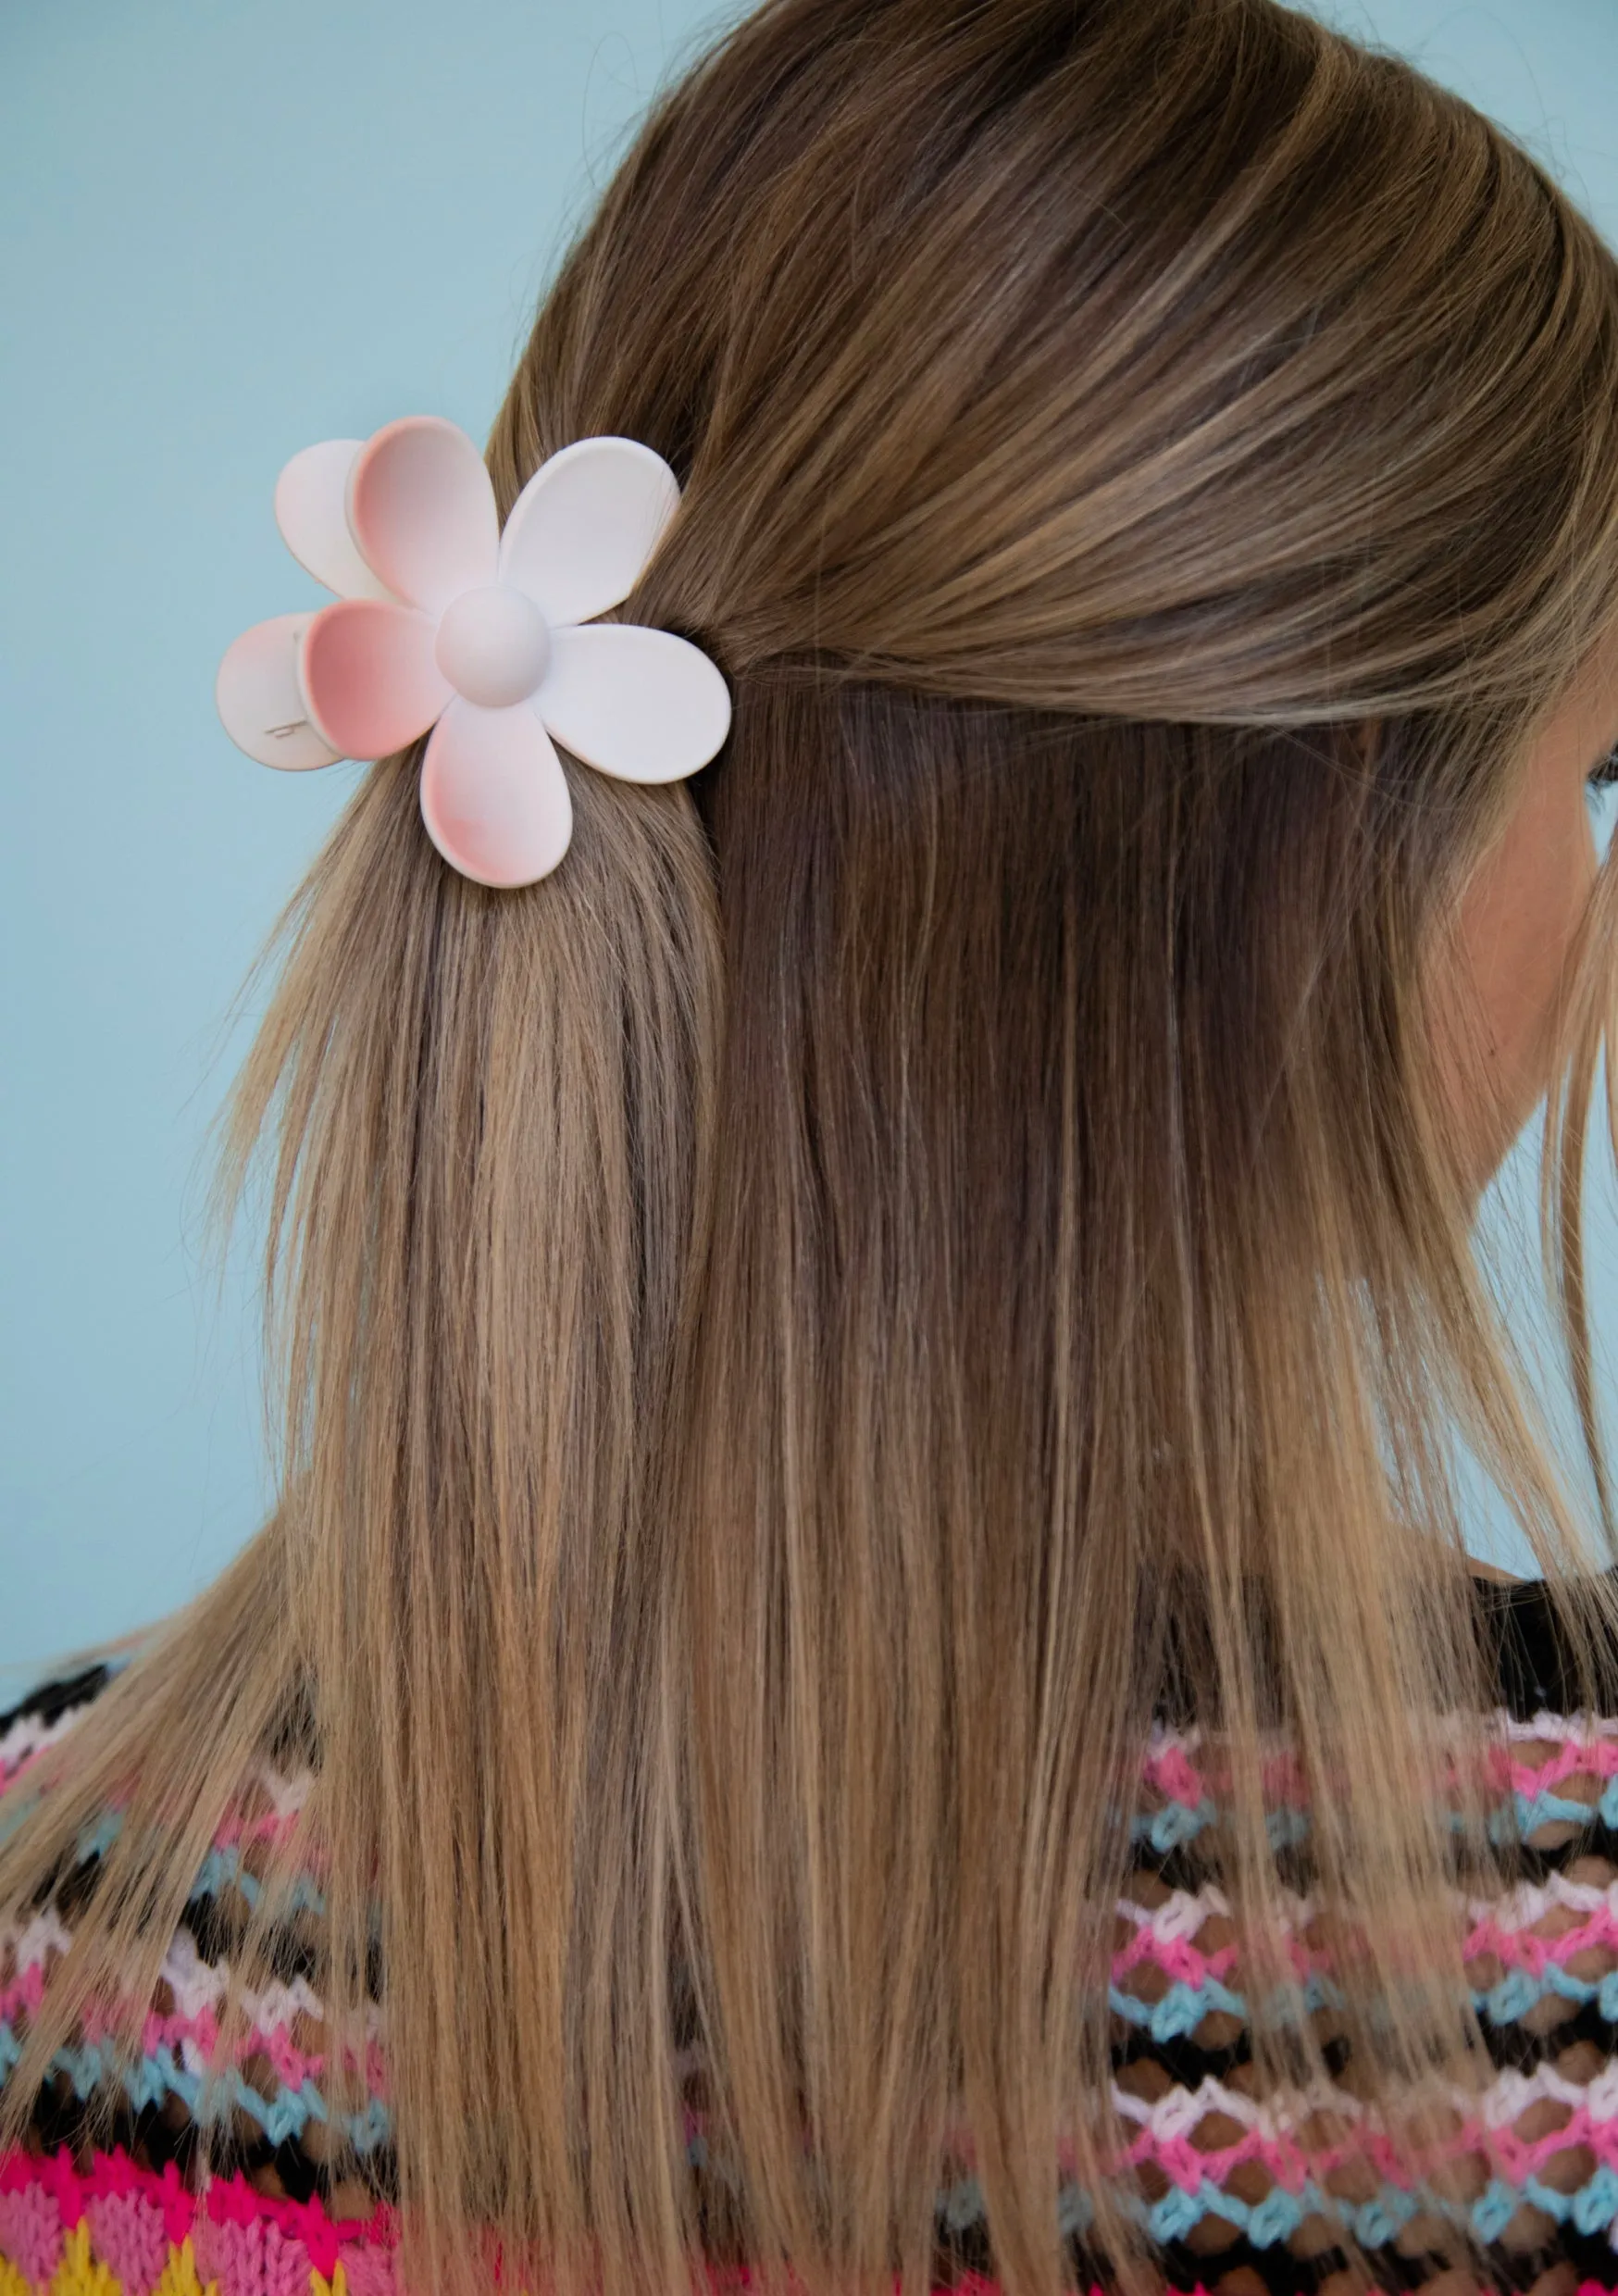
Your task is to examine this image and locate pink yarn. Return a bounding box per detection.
[82,2154,198,2251]
[1139,1743,1208,1804]
[335,2240,399,2296]
[0,2173,64,2285]
[0,2150,401,2295]
[83,2188,174,2296]
[201,2170,392,2279]
[0,2144,1525,2296]
[20,2148,88,2229]
[1506,1737,1618,1794]
[36,1997,328,2101]
[193,2208,315,2296]
[1109,2088,1618,2203]
[0,1965,47,2027]
[1462,1903,1618,1975]
[207,1808,306,1856]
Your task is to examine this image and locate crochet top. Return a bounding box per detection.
[3,1581,1618,2296]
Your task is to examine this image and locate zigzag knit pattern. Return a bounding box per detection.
[5,1579,1618,2296]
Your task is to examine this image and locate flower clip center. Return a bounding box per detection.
[434,584,553,709]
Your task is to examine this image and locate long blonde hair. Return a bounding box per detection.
[10,2,1618,2292]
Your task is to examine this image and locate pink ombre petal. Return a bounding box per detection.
[297,598,450,760]
[216,615,343,770]
[273,442,395,603]
[418,697,572,888]
[345,418,498,615]
[537,622,731,784]
[497,437,679,628]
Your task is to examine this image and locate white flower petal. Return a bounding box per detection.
[418,696,573,887]
[346,417,499,616]
[274,441,395,602]
[536,623,730,785]
[498,437,680,629]
[216,613,343,770]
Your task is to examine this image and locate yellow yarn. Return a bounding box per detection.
[151,2240,212,2296]
[309,2264,348,2296]
[47,2222,118,2296]
[0,2225,225,2296]
[0,2249,34,2296]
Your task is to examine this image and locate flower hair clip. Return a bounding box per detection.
[216,417,731,887]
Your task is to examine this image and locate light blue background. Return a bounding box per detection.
[4,0,1618,1681]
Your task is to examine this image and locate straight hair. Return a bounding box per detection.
[10,3,1618,2293]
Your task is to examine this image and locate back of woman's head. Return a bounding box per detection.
[11,5,1618,2295]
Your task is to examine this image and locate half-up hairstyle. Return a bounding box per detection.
[10,5,1618,2296]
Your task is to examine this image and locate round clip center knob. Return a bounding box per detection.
[435,586,552,709]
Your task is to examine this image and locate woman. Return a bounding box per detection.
[6,1,1618,2292]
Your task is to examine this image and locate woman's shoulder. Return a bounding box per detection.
[0,1663,397,2296]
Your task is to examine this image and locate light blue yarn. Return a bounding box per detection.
[1245,2187,1307,2248]
[1471,2179,1523,2243]
[0,1791,43,1853]
[1133,1799,1215,1853]
[345,2095,395,2153]
[185,1841,327,1917]
[1143,2182,1212,2244]
[940,2177,985,2232]
[1265,1806,1313,1853]
[1129,1799,1317,1855]
[1345,2187,1419,2248]
[1573,2165,1618,2235]
[1514,1788,1600,1834]
[75,1808,124,1862]
[922,2175,1088,2243]
[1475,1958,1618,2024]
[1055,2181,1093,2238]
[1108,1975,1246,2040]
[6,2016,395,2157]
[1109,1967,1341,2040]
[899,2149,1618,2260]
